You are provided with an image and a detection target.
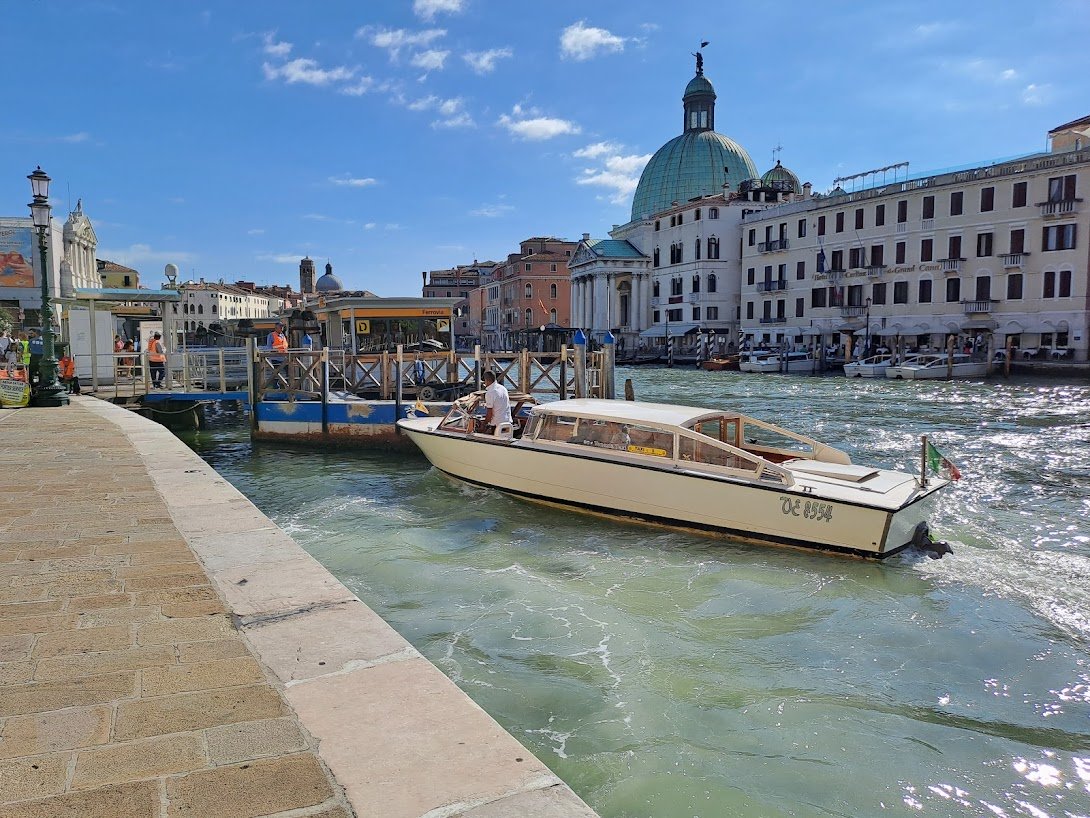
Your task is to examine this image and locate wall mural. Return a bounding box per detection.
[0,226,36,289]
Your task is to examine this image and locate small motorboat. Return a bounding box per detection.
[894,353,989,380]
[744,351,819,374]
[699,355,741,371]
[843,354,893,378]
[397,395,952,558]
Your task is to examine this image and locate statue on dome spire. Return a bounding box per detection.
[692,41,709,75]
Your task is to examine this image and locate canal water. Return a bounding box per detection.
[182,369,1090,818]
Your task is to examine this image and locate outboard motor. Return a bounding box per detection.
[911,521,953,560]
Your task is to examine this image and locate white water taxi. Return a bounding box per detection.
[397,396,950,558]
[843,354,893,378]
[740,351,818,374]
[894,353,989,380]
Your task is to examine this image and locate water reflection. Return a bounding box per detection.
[183,372,1090,818]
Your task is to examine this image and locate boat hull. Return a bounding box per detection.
[899,362,989,380]
[399,426,940,558]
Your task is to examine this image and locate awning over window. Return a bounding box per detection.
[639,322,700,338]
[961,318,998,331]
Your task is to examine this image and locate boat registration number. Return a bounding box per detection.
[780,496,833,522]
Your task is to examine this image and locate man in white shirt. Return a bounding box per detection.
[482,370,512,432]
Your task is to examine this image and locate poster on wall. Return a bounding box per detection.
[0,226,36,289]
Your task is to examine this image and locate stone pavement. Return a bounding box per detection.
[0,399,599,818]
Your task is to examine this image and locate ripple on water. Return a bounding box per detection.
[180,370,1090,818]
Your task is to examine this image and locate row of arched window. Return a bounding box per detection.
[524,283,559,298]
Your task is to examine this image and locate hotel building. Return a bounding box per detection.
[738,115,1090,361]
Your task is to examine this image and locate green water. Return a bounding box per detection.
[182,369,1090,818]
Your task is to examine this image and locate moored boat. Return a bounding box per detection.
[397,395,951,558]
[744,350,819,374]
[896,353,989,380]
[699,355,741,371]
[843,354,893,378]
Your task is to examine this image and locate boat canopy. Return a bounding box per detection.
[532,399,716,428]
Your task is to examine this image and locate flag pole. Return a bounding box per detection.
[920,434,929,488]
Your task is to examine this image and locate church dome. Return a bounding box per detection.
[631,130,759,220]
[315,261,342,293]
[630,56,758,221]
[760,160,801,194]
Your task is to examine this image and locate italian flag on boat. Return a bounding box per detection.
[926,440,962,481]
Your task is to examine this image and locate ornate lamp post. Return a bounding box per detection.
[27,166,69,407]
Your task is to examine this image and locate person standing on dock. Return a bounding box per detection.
[148,332,166,388]
[482,370,512,434]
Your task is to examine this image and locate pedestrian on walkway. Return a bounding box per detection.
[148,332,167,387]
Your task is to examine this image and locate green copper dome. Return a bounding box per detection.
[760,160,801,194]
[684,74,715,97]
[630,59,758,220]
[631,130,759,220]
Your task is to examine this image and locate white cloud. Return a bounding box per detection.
[573,141,619,160]
[463,47,512,74]
[410,49,450,71]
[470,203,514,218]
[384,224,403,231]
[497,104,581,141]
[405,95,475,128]
[1000,68,1018,81]
[361,26,446,60]
[60,132,91,143]
[575,145,651,205]
[1022,83,1052,105]
[912,21,959,40]
[329,175,378,188]
[98,243,195,267]
[257,253,306,264]
[560,21,625,61]
[364,223,377,230]
[262,32,292,57]
[339,76,389,96]
[263,58,356,86]
[247,229,265,236]
[413,0,464,21]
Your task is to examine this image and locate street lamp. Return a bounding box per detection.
[27,166,68,407]
[863,296,872,358]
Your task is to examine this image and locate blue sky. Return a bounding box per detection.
[3,1,1089,295]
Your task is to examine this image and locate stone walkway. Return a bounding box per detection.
[0,398,600,818]
[0,402,353,817]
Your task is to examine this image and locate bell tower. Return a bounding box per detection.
[299,256,315,294]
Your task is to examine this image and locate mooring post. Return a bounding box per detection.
[573,330,587,398]
[624,378,635,401]
[395,344,403,427]
[320,348,329,437]
[559,344,568,400]
[1005,336,1013,377]
[473,344,481,391]
[246,337,258,433]
[946,334,955,379]
[602,330,615,399]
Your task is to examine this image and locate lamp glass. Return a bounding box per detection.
[28,167,50,199]
[30,200,51,228]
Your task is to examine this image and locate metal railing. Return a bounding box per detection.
[1000,253,1027,267]
[865,264,887,277]
[940,258,963,273]
[961,299,998,314]
[1038,198,1081,217]
[105,348,251,398]
[757,280,788,292]
[840,305,868,317]
[757,238,790,252]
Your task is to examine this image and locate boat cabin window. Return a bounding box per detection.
[678,436,758,472]
[693,416,740,447]
[532,415,674,458]
[739,420,815,460]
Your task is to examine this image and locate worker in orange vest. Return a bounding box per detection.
[267,323,288,353]
[58,351,80,394]
[148,332,167,388]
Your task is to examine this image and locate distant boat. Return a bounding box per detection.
[742,351,818,374]
[699,355,741,371]
[889,353,989,380]
[843,354,894,378]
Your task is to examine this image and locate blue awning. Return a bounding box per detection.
[639,322,700,339]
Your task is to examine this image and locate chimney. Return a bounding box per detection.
[802,182,812,199]
[582,233,590,241]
